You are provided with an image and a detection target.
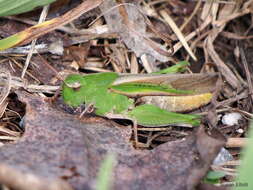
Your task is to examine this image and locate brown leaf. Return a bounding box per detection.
[0,19,28,37]
[113,127,226,190]
[0,92,225,190]
[100,0,170,62]
[30,55,59,84]
[66,43,90,69]
[0,92,134,190]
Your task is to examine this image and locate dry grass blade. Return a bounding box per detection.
[0,0,103,50]
[205,37,239,89]
[0,100,8,118]
[213,8,250,27]
[0,70,11,106]
[0,123,22,142]
[0,127,20,137]
[180,0,202,31]
[239,46,253,103]
[226,138,247,148]
[220,31,253,40]
[0,136,20,141]
[140,54,154,73]
[172,15,212,55]
[0,73,59,93]
[159,10,197,61]
[21,4,50,79]
[204,3,241,89]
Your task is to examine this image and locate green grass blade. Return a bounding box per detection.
[234,122,253,190]
[152,61,190,74]
[0,33,25,51]
[0,0,56,16]
[203,171,226,184]
[96,153,116,190]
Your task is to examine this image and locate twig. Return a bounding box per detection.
[0,44,48,55]
[226,138,247,148]
[159,10,197,61]
[216,90,248,108]
[21,5,50,78]
[180,0,202,31]
[0,70,11,105]
[239,46,253,103]
[0,100,8,118]
[0,73,59,93]
[140,54,155,73]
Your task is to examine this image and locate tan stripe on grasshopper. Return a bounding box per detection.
[140,93,213,112]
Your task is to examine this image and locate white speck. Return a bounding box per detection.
[236,128,244,134]
[222,112,242,126]
[48,40,64,55]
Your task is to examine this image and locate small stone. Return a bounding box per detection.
[222,112,242,126]
[213,147,233,165]
[236,128,244,134]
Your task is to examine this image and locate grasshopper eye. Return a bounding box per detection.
[65,81,81,89]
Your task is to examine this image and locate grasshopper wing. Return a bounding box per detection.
[114,73,218,112]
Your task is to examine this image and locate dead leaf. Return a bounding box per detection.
[66,43,90,69]
[30,55,59,84]
[0,92,225,190]
[100,0,170,63]
[113,127,225,190]
[0,91,134,190]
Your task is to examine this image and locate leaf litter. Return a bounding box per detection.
[0,0,253,189]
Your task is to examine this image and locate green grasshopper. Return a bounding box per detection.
[62,62,218,129]
[62,62,217,146]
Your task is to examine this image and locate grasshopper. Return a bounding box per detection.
[62,63,218,145]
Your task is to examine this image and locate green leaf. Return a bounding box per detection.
[0,0,56,16]
[203,171,226,184]
[152,61,190,74]
[128,104,200,127]
[206,171,226,180]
